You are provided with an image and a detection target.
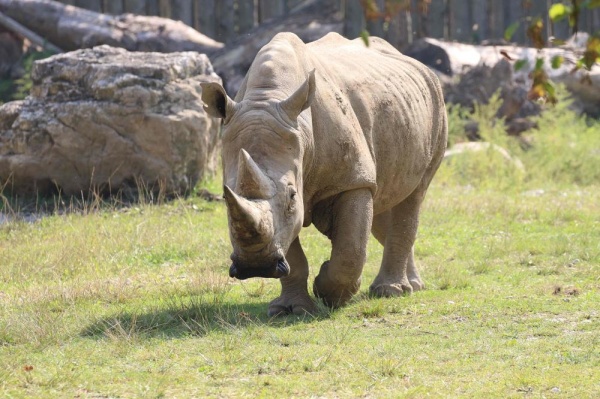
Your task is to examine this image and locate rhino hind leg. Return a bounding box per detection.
[406,247,425,291]
[268,237,317,317]
[313,188,373,308]
[369,189,425,297]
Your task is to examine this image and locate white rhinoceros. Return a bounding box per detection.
[201,32,447,316]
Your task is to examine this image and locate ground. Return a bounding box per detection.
[1,97,599,397]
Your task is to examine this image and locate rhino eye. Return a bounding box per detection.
[285,187,297,217]
[287,187,297,210]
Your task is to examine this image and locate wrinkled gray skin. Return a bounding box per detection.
[201,32,447,316]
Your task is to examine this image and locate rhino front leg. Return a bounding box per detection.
[313,188,373,308]
[268,237,317,317]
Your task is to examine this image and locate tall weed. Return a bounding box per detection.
[440,88,600,190]
[523,91,600,186]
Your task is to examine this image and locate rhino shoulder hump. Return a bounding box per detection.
[271,32,305,47]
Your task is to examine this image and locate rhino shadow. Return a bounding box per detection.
[80,298,330,339]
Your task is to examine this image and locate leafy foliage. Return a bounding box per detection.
[504,21,520,42]
[549,3,571,23]
[529,58,557,104]
[358,0,431,45]
[526,17,545,49]
[360,0,431,20]
[441,87,600,189]
[579,35,600,70]
[511,1,600,103]
[0,49,54,103]
[359,1,599,106]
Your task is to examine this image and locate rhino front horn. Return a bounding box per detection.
[235,149,275,199]
[223,185,270,239]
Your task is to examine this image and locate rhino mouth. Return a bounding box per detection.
[229,258,290,280]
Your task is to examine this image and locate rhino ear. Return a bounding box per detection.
[279,69,316,122]
[200,81,237,120]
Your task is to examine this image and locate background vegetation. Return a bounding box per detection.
[0,50,54,104]
[1,90,599,397]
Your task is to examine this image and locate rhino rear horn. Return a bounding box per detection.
[279,69,316,121]
[235,149,276,199]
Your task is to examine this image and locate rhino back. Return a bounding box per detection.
[305,33,447,214]
[233,32,446,217]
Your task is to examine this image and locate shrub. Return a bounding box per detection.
[0,49,55,103]
[440,88,600,189]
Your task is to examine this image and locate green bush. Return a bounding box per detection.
[0,49,55,104]
[440,88,600,190]
[525,93,600,186]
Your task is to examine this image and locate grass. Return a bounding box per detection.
[1,97,600,397]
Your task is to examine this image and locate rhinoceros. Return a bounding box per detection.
[201,32,447,316]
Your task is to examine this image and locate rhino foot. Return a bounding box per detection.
[268,293,317,317]
[369,282,413,297]
[313,261,361,308]
[409,277,425,292]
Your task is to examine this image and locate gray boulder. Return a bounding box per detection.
[0,45,221,198]
[406,36,600,117]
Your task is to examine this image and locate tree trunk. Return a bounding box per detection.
[123,0,146,14]
[472,0,487,40]
[197,0,216,38]
[216,0,235,43]
[171,0,193,26]
[365,0,384,37]
[259,0,285,23]
[237,0,257,35]
[343,0,363,39]
[427,0,445,39]
[102,0,124,15]
[452,0,471,42]
[75,0,101,12]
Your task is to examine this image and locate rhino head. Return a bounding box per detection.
[200,71,315,280]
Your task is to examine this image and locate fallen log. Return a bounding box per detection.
[0,0,223,54]
[405,36,600,117]
[0,11,62,53]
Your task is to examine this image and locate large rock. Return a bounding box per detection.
[406,36,600,117]
[0,45,221,197]
[444,59,541,120]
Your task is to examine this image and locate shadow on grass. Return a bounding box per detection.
[0,182,221,223]
[80,296,331,340]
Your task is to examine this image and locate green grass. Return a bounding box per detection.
[1,100,600,397]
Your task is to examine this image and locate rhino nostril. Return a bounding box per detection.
[229,263,238,278]
[228,257,289,280]
[275,258,290,277]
